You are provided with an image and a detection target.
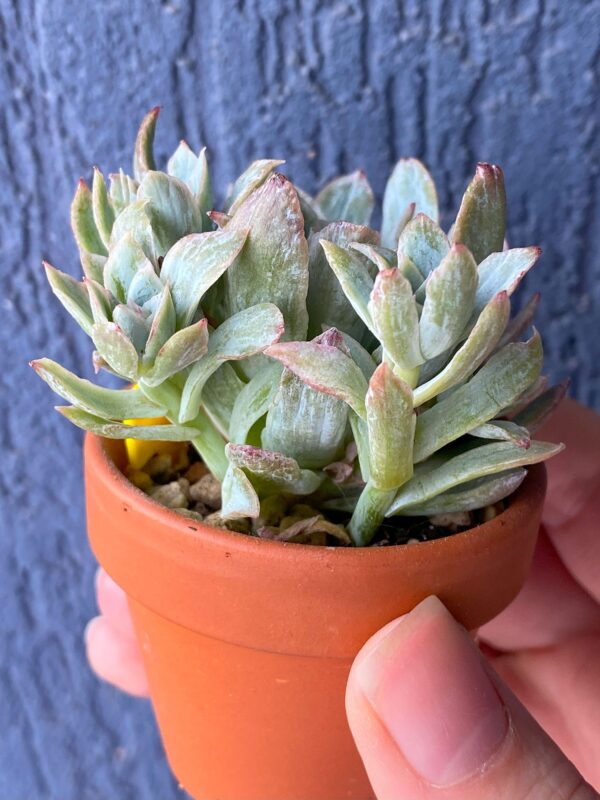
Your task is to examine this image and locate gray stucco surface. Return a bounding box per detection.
[1,0,598,797]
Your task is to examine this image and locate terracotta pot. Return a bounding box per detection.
[84,433,546,800]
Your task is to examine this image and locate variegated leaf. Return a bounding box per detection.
[31,359,166,420]
[160,228,249,328]
[414,291,511,406]
[452,163,506,264]
[180,303,284,422]
[133,106,159,182]
[381,159,439,248]
[142,319,209,386]
[366,364,415,490]
[397,213,449,278]
[225,159,285,215]
[307,222,379,340]
[419,244,478,359]
[368,268,423,371]
[224,173,309,343]
[389,440,562,514]
[414,332,543,461]
[316,170,375,225]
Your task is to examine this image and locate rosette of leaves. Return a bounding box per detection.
[33,109,565,547]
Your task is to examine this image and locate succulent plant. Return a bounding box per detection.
[33,108,565,546]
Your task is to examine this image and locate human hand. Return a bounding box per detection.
[86,399,600,797]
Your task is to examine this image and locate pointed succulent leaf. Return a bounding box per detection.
[389,440,562,514]
[513,380,570,433]
[497,293,540,350]
[220,464,261,519]
[92,321,139,380]
[296,186,323,235]
[474,248,542,316]
[350,242,396,272]
[262,335,349,469]
[469,420,531,448]
[229,362,282,444]
[224,173,309,343]
[86,279,116,323]
[366,364,415,491]
[316,170,375,225]
[414,291,510,405]
[110,200,161,263]
[180,303,284,422]
[307,222,379,340]
[57,406,199,441]
[201,363,246,439]
[167,143,213,223]
[142,319,209,386]
[109,170,139,213]
[393,469,527,516]
[44,262,93,336]
[133,107,159,182]
[381,159,438,248]
[225,159,285,215]
[112,304,150,354]
[103,234,152,302]
[419,244,478,359]
[225,444,323,496]
[265,335,368,419]
[31,358,166,420]
[143,284,176,364]
[397,213,449,278]
[368,268,423,370]
[71,179,107,256]
[160,228,249,328]
[79,251,106,283]
[452,163,506,264]
[126,263,163,307]
[319,239,375,333]
[92,168,115,248]
[414,332,543,462]
[137,171,203,251]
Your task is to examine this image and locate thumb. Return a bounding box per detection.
[346,597,597,800]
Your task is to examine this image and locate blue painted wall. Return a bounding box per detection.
[1,0,598,797]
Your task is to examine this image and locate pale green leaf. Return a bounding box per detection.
[143,319,209,386]
[167,142,213,224]
[225,159,285,215]
[348,480,396,546]
[32,358,166,420]
[126,263,163,308]
[103,234,152,302]
[397,213,449,278]
[180,303,284,422]
[57,406,199,441]
[71,179,107,256]
[350,242,396,272]
[474,247,542,316]
[112,304,150,354]
[367,268,423,370]
[414,332,543,462]
[316,170,375,225]
[389,440,562,514]
[109,170,138,213]
[202,363,246,439]
[133,107,159,182]
[319,239,375,333]
[44,262,93,336]
[366,364,415,490]
[419,244,478,359]
[110,200,161,264]
[92,321,140,380]
[137,171,203,252]
[469,420,531,448]
[381,158,439,248]
[229,362,282,444]
[220,465,261,519]
[160,228,249,328]
[452,163,506,264]
[143,284,176,364]
[92,168,115,248]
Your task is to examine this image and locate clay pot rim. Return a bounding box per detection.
[89,432,542,562]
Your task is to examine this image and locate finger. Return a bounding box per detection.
[85,616,150,698]
[491,631,600,788]
[95,567,138,641]
[539,398,600,601]
[480,528,600,651]
[346,597,597,800]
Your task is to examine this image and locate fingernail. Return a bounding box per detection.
[354,596,508,787]
[84,616,101,645]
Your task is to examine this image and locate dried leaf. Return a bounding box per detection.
[225,443,323,495]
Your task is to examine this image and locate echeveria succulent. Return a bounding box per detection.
[33,109,565,546]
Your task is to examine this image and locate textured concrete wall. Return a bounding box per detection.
[1,0,598,797]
